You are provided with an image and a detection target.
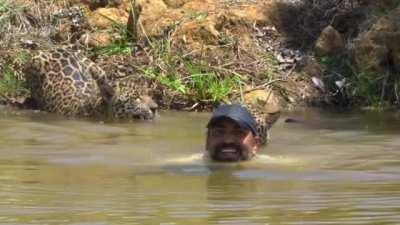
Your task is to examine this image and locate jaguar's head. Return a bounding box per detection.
[106,89,158,120]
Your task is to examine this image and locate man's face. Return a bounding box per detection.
[206,118,261,162]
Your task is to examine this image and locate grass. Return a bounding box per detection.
[13,51,31,67]
[148,66,242,104]
[93,13,135,56]
[370,0,400,17]
[95,39,134,56]
[0,0,14,25]
[138,41,243,104]
[90,0,142,55]
[185,61,242,103]
[351,71,386,108]
[0,0,31,103]
[92,5,245,106]
[264,53,279,67]
[0,0,30,30]
[92,10,244,106]
[76,0,274,108]
[186,11,208,21]
[0,63,28,102]
[318,54,400,108]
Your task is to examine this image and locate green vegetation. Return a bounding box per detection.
[93,0,142,56]
[0,0,27,29]
[0,0,28,103]
[371,0,400,17]
[12,51,31,67]
[139,39,243,104]
[187,63,241,103]
[0,0,14,25]
[93,7,244,106]
[264,53,279,67]
[351,71,390,108]
[0,63,28,102]
[141,63,242,104]
[93,12,135,56]
[318,55,399,108]
[95,37,134,56]
[186,11,208,21]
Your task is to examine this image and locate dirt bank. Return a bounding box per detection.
[0,0,399,113]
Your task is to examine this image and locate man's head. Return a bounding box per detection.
[206,104,261,162]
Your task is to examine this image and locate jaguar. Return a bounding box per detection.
[24,48,157,120]
[243,89,281,145]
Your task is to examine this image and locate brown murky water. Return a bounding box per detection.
[1,107,400,225]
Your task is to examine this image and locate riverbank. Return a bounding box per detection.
[0,0,399,113]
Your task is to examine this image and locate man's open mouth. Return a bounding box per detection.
[213,146,242,162]
[221,148,237,153]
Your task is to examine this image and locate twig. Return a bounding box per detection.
[239,81,244,103]
[209,65,245,80]
[243,79,285,94]
[283,64,296,79]
[138,20,154,49]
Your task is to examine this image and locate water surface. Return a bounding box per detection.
[1,107,400,225]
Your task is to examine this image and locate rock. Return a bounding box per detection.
[354,6,400,73]
[315,25,345,56]
[88,7,129,29]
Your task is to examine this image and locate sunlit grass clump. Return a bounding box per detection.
[0,63,28,103]
[138,39,243,105]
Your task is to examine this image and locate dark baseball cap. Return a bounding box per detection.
[207,104,258,135]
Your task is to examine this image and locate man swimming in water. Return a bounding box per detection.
[205,104,262,162]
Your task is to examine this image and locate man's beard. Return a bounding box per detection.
[210,143,251,162]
